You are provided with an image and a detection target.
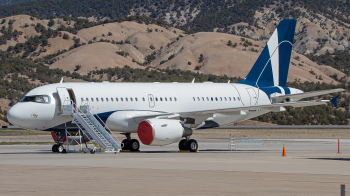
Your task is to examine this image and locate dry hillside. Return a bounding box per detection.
[0,15,346,84]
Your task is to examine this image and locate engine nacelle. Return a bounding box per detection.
[137,119,192,146]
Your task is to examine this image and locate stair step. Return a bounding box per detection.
[72,110,120,152]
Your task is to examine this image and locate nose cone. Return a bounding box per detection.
[7,104,24,127]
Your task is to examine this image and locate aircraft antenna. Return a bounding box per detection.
[191,78,195,83]
[60,78,64,83]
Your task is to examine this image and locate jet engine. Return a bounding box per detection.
[137,119,192,146]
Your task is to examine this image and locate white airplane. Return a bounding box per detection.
[7,19,344,153]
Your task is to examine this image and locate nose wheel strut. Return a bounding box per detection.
[52,144,66,153]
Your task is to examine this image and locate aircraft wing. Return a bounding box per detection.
[132,113,176,122]
[132,99,332,122]
[133,95,339,121]
[272,88,344,101]
[181,100,331,116]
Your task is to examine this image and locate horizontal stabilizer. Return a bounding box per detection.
[330,95,340,107]
[272,88,345,102]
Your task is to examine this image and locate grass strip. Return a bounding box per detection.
[0,130,51,135]
[0,142,55,145]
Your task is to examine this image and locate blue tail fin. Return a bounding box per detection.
[239,19,296,87]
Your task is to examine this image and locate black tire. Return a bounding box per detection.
[52,144,58,152]
[178,139,187,151]
[121,139,129,150]
[57,144,65,153]
[128,139,140,151]
[90,149,95,154]
[186,139,198,152]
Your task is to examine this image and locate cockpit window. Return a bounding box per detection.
[20,95,50,103]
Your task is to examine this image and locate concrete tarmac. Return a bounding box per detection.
[0,138,349,195]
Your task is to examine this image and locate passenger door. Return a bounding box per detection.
[57,87,73,115]
[148,94,155,108]
[246,88,258,105]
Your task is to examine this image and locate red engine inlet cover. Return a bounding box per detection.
[137,121,153,145]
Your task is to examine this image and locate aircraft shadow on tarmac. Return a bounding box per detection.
[119,149,268,153]
[307,157,350,161]
[0,149,267,154]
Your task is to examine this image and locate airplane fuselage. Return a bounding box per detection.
[8,82,292,132]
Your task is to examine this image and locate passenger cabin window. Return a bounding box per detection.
[238,97,241,101]
[135,98,138,101]
[220,97,222,101]
[126,98,128,101]
[91,98,94,102]
[96,98,99,102]
[197,97,200,101]
[116,98,118,102]
[160,97,163,101]
[202,97,204,101]
[233,97,236,101]
[211,97,213,101]
[81,98,83,101]
[225,97,227,101]
[170,97,172,101]
[229,97,231,101]
[165,97,167,101]
[130,98,133,101]
[215,97,218,101]
[106,98,109,102]
[86,98,88,101]
[150,98,153,101]
[111,98,113,101]
[193,97,195,101]
[21,95,50,103]
[101,98,104,102]
[142,97,145,101]
[155,97,158,101]
[174,97,177,101]
[121,98,123,102]
[207,97,209,101]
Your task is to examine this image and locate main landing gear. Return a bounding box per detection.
[178,137,198,152]
[121,133,140,151]
[52,144,66,153]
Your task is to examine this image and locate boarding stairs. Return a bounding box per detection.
[63,100,121,153]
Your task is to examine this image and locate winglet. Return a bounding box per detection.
[330,95,340,107]
[60,78,64,83]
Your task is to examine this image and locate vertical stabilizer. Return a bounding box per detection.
[238,19,296,87]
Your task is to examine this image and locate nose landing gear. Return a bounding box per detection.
[178,138,198,152]
[52,144,66,153]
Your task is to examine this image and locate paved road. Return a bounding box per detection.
[0,138,349,195]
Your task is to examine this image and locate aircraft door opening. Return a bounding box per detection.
[246,88,258,105]
[57,87,74,115]
[148,94,155,108]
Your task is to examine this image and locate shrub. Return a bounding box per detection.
[75,65,82,71]
[198,54,204,63]
[168,54,175,60]
[48,19,55,27]
[63,33,69,39]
